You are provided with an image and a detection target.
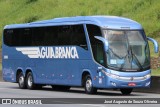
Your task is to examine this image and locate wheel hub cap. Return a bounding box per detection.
[19,76,24,86]
[28,76,32,87]
[86,79,92,91]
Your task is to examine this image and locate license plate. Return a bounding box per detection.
[128,83,136,86]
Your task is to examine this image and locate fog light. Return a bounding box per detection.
[111,81,116,87]
[145,81,150,86]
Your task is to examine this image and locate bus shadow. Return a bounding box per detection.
[10,86,142,97]
[11,87,143,96]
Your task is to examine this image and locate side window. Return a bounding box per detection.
[32,27,45,46]
[57,25,88,49]
[3,24,87,49]
[32,26,58,46]
[58,25,72,45]
[21,28,32,46]
[44,26,58,46]
[3,28,32,46]
[71,25,88,49]
[87,24,105,66]
[4,29,13,46]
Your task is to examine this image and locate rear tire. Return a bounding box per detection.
[84,75,97,94]
[26,72,36,90]
[120,88,133,95]
[18,72,26,89]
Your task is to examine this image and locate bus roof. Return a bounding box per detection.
[4,16,143,30]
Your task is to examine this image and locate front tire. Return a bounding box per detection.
[120,88,133,95]
[26,72,36,89]
[18,72,26,89]
[84,75,97,94]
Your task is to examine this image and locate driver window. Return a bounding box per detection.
[86,24,105,66]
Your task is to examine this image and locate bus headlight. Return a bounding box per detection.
[144,74,151,79]
[104,72,119,79]
[110,74,120,79]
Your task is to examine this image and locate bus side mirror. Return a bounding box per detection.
[94,36,109,52]
[147,37,159,53]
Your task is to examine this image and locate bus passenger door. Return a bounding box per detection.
[86,24,106,88]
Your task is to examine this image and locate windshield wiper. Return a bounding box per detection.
[119,54,128,71]
[108,48,125,59]
[119,45,143,71]
[119,32,143,71]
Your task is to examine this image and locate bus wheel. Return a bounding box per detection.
[18,72,26,89]
[84,75,97,94]
[120,88,133,95]
[26,72,36,90]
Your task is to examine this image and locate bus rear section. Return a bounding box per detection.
[2,24,90,89]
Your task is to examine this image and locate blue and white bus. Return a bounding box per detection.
[2,16,159,95]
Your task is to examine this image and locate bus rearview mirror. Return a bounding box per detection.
[147,37,159,53]
[94,36,109,52]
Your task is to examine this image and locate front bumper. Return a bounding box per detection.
[101,69,151,88]
[106,76,151,88]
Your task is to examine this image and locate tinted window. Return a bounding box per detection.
[87,24,105,65]
[3,25,87,49]
[4,28,32,46]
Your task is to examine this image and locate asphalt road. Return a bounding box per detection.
[0,82,160,107]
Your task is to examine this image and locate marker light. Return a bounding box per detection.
[111,81,117,86]
[144,74,151,79]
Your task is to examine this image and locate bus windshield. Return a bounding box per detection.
[103,30,150,71]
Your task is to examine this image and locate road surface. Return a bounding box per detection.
[0,82,159,107]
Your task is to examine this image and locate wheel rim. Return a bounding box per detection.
[28,75,33,87]
[86,78,92,92]
[19,75,24,87]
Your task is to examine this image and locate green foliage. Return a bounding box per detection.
[152,69,160,76]
[24,16,39,23]
[26,0,38,4]
[0,0,160,43]
[0,0,160,75]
